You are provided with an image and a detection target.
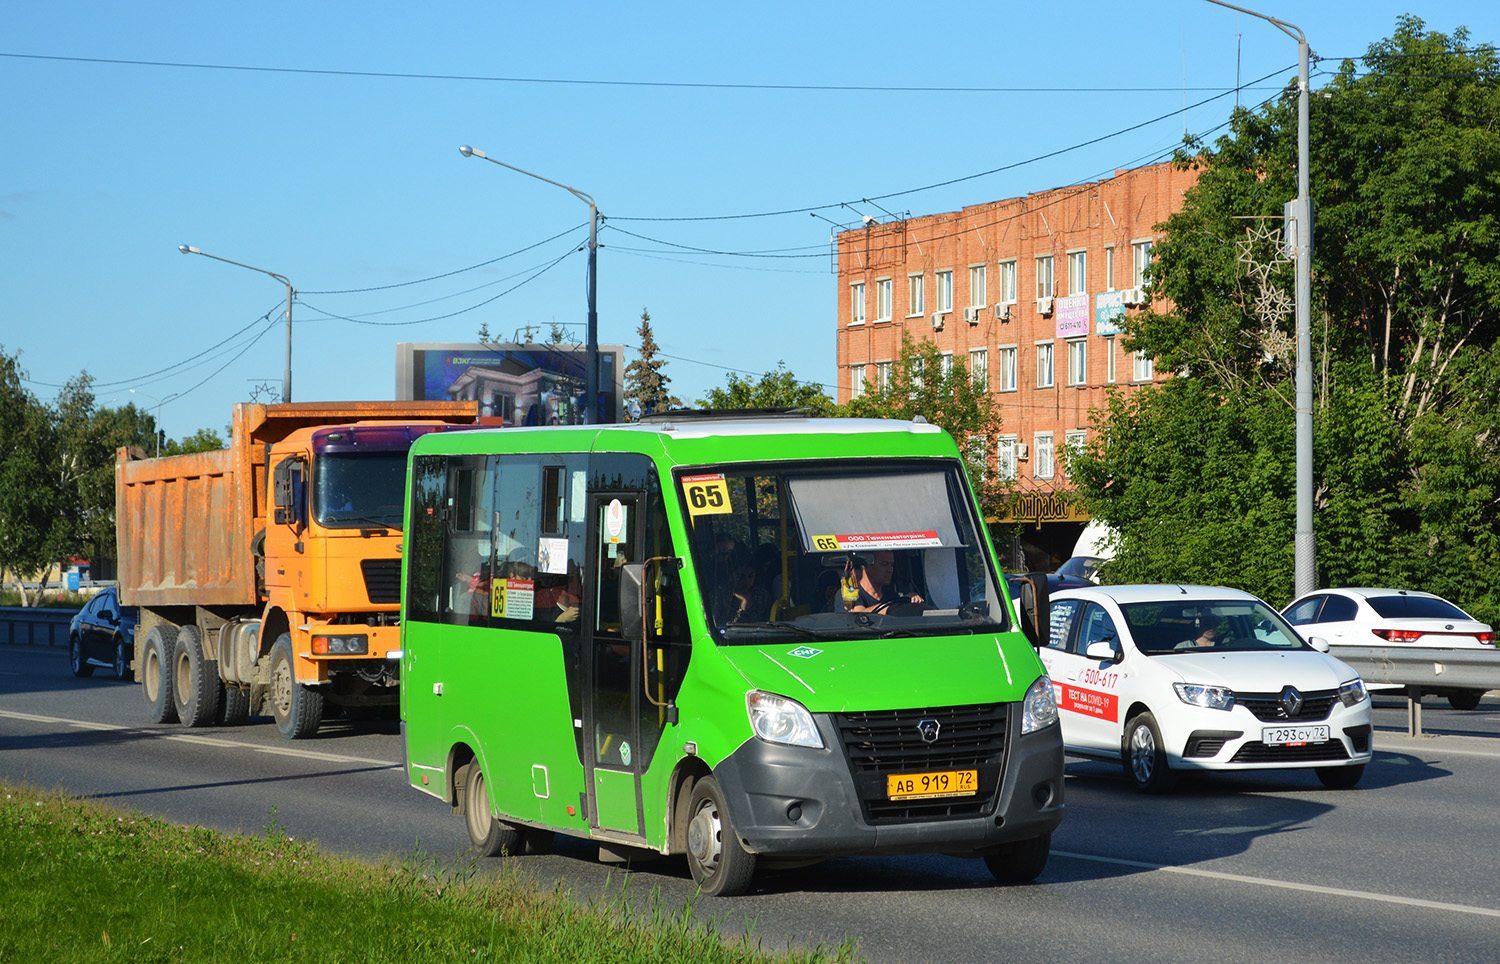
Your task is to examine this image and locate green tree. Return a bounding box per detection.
[840,333,1007,511]
[161,427,228,457]
[0,349,62,605]
[1074,17,1500,621]
[697,363,835,416]
[622,308,681,418]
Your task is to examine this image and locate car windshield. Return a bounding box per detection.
[1120,599,1309,655]
[679,460,1006,643]
[314,453,409,529]
[1365,594,1472,621]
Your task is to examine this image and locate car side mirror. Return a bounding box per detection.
[1308,636,1331,653]
[1085,640,1119,661]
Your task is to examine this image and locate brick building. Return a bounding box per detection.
[833,161,1199,566]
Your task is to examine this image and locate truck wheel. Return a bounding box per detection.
[984,833,1051,884]
[684,776,757,896]
[172,625,220,728]
[217,684,251,726]
[69,635,94,678]
[141,625,179,724]
[1316,764,1364,789]
[1123,712,1175,794]
[1447,690,1483,711]
[269,634,323,739]
[460,761,521,857]
[113,636,132,681]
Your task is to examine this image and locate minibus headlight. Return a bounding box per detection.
[1174,682,1235,711]
[1338,678,1368,707]
[1021,675,1059,734]
[746,691,823,749]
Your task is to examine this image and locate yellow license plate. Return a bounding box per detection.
[886,769,978,800]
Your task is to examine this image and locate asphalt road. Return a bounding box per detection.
[4,643,1499,963]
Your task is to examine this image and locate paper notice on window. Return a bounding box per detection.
[538,537,569,575]
[492,578,535,620]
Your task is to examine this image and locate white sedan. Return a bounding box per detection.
[1041,585,1372,793]
[1281,587,1495,710]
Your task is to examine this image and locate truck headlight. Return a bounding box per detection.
[312,634,369,656]
[1022,675,1059,734]
[1338,678,1368,706]
[1174,682,1235,711]
[746,691,823,748]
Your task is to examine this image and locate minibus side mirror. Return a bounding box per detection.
[1017,572,1051,649]
[619,562,645,641]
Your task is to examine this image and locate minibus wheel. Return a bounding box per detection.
[685,776,756,896]
[984,833,1051,884]
[461,762,521,857]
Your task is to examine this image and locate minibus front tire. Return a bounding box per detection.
[685,776,756,897]
[983,833,1050,884]
[460,762,522,857]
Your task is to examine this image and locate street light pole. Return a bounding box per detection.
[1202,0,1316,596]
[459,145,600,424]
[178,245,295,404]
[128,388,179,457]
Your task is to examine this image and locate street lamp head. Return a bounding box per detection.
[178,244,200,255]
[459,145,480,158]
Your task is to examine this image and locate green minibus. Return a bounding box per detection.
[399,411,1063,895]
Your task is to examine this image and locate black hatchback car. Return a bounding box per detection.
[69,586,138,680]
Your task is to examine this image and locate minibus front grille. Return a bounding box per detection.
[360,559,402,604]
[834,703,1009,824]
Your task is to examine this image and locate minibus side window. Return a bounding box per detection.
[405,455,447,623]
[440,458,493,627]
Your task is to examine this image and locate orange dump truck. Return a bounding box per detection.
[116,400,479,738]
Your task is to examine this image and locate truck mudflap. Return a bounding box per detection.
[705,709,1064,859]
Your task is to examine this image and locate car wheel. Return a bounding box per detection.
[269,634,323,739]
[684,776,757,896]
[113,636,132,681]
[1447,690,1483,711]
[460,761,521,857]
[1123,712,1175,793]
[69,634,94,678]
[171,625,220,728]
[217,684,250,726]
[1316,764,1364,789]
[141,625,179,724]
[984,833,1051,884]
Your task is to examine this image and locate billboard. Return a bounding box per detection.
[395,342,624,425]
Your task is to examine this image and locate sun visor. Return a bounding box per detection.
[785,471,964,553]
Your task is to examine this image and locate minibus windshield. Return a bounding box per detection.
[678,461,1006,642]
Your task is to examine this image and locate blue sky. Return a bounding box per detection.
[3,1,1493,441]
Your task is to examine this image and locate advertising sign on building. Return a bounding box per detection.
[1095,290,1126,336]
[1055,293,1090,338]
[395,342,624,425]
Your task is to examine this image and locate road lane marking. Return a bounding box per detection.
[1053,850,1500,919]
[0,709,399,768]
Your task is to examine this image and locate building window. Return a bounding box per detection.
[1133,350,1154,382]
[911,357,925,391]
[908,273,924,317]
[1104,245,1115,291]
[1036,341,1055,389]
[998,435,1018,481]
[1067,339,1087,386]
[1036,256,1055,299]
[1067,250,1087,295]
[936,270,953,312]
[970,348,988,388]
[850,365,865,398]
[1105,335,1117,383]
[875,278,892,322]
[1064,430,1087,479]
[999,260,1018,303]
[998,346,1017,392]
[967,435,990,484]
[850,282,866,325]
[969,265,986,307]
[941,352,953,378]
[875,361,893,393]
[1034,432,1055,479]
[1132,240,1154,288]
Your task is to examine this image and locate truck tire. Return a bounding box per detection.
[172,625,220,728]
[459,761,522,857]
[69,635,94,678]
[141,625,179,724]
[217,684,251,726]
[269,634,323,739]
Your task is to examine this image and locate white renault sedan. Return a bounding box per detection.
[1041,585,1372,793]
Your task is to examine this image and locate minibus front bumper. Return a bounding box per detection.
[709,711,1065,859]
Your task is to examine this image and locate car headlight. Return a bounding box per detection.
[1338,678,1368,707]
[746,691,823,748]
[1022,675,1059,734]
[1174,682,1235,711]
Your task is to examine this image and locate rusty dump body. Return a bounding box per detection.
[117,400,479,736]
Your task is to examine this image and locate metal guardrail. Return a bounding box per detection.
[0,606,77,648]
[1328,645,1500,737]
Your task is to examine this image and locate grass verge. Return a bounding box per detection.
[0,780,863,964]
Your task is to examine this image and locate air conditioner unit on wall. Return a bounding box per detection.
[1122,287,1146,307]
[931,312,946,331]
[995,303,1011,322]
[1037,297,1054,316]
[963,306,982,325]
[1015,443,1029,461]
